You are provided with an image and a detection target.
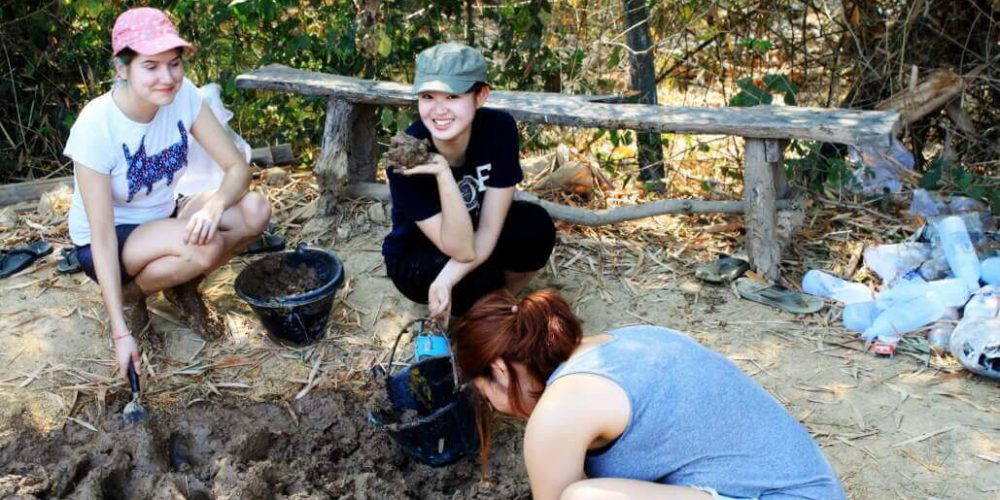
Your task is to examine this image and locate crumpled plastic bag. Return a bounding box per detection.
[175,83,252,196]
[949,317,1000,381]
[847,137,914,196]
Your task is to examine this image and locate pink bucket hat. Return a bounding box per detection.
[112,8,194,56]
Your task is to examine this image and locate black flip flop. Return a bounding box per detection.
[695,255,750,283]
[0,240,54,279]
[242,229,286,255]
[733,277,824,314]
[57,246,82,274]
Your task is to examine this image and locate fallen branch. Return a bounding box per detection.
[0,176,73,207]
[876,69,963,125]
[343,182,793,226]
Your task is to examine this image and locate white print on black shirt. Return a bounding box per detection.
[458,163,492,212]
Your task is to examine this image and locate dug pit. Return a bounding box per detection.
[0,387,529,499]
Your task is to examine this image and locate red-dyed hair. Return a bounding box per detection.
[452,288,582,466]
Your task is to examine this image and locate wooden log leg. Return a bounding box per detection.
[766,139,805,253]
[316,98,358,215]
[348,104,379,183]
[765,139,788,199]
[744,138,781,282]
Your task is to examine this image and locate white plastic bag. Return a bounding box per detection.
[176,83,252,196]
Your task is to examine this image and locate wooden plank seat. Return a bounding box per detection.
[237,64,901,281]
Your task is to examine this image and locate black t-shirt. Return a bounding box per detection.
[382,108,523,256]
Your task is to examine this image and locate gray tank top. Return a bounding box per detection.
[546,326,845,500]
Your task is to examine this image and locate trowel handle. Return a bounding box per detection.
[127,361,140,397]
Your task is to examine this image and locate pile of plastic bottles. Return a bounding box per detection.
[802,189,1000,380]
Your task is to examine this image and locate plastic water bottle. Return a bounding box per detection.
[927,321,956,353]
[909,189,947,218]
[963,285,999,319]
[926,308,960,353]
[876,278,972,308]
[982,256,1000,285]
[843,301,880,333]
[935,216,981,291]
[863,243,932,284]
[919,256,951,281]
[862,295,948,343]
[802,270,873,304]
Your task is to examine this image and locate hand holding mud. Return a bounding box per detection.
[386,131,450,177]
[385,132,432,173]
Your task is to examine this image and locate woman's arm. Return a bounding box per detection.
[524,375,631,500]
[426,186,514,320]
[406,154,476,261]
[187,103,252,244]
[76,164,140,379]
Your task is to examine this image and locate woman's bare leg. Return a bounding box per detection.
[176,190,271,266]
[121,218,226,294]
[560,479,714,500]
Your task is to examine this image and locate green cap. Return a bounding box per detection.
[413,43,488,94]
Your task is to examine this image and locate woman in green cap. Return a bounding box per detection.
[382,43,556,326]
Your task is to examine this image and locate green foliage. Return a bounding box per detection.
[737,37,773,54]
[0,0,584,182]
[784,141,853,192]
[921,156,1000,214]
[730,73,798,107]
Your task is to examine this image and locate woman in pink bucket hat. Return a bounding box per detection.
[63,7,271,381]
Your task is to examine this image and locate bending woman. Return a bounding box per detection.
[64,8,270,380]
[453,289,845,500]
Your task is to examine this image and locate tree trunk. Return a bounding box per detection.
[622,0,664,190]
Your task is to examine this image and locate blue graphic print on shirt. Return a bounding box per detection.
[124,121,189,202]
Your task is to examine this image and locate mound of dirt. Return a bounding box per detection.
[0,388,528,499]
[239,256,325,300]
[385,132,431,171]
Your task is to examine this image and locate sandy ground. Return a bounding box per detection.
[1,198,998,499]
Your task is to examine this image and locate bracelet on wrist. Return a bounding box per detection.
[113,332,132,341]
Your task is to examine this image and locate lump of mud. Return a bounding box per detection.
[365,385,421,425]
[239,256,324,300]
[385,132,431,171]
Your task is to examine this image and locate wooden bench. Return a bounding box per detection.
[237,64,901,281]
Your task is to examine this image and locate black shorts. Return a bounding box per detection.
[385,201,556,315]
[76,224,142,284]
[76,202,181,284]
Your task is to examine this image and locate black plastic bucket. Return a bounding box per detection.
[367,320,479,467]
[234,244,345,345]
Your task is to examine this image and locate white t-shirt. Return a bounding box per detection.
[64,78,203,245]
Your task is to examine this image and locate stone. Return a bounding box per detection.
[264,167,289,186]
[0,207,17,229]
[367,203,386,225]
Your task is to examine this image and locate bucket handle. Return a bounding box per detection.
[377,317,462,393]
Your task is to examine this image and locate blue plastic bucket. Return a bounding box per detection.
[235,244,345,345]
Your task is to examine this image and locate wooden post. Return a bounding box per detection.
[316,99,379,214]
[744,138,781,282]
[765,139,788,199]
[349,104,379,183]
[316,98,363,215]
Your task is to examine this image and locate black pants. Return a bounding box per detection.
[385,201,556,315]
